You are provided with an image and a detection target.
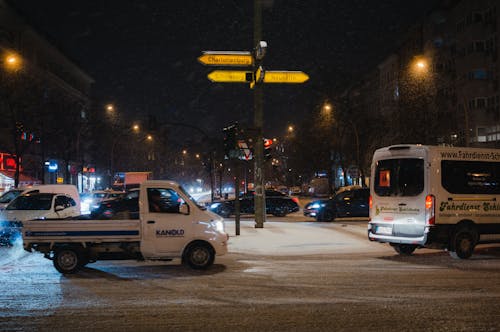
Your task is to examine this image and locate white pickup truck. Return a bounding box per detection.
[22,180,229,274]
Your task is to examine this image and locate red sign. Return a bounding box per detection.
[0,152,21,171]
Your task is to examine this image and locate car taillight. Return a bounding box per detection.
[425,194,435,225]
[369,195,372,209]
[291,197,299,204]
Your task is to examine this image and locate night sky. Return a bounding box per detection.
[10,0,439,141]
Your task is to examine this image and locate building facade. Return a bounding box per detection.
[0,0,94,192]
[342,0,499,150]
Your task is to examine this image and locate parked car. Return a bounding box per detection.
[304,186,369,222]
[0,192,80,245]
[289,186,302,196]
[0,184,81,211]
[83,190,126,213]
[210,191,299,217]
[90,188,140,219]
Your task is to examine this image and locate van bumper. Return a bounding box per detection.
[367,223,429,246]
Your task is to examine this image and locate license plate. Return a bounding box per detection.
[376,225,392,235]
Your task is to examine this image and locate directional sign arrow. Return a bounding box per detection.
[263,71,309,83]
[207,70,253,83]
[198,51,254,66]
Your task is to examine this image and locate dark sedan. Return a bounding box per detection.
[209,190,300,217]
[90,188,140,219]
[304,186,369,222]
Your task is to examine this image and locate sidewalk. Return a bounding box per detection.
[224,219,376,256]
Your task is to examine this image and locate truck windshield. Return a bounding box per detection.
[6,194,54,210]
[374,158,424,197]
[178,186,206,210]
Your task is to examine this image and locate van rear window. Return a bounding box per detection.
[441,160,500,194]
[374,159,424,196]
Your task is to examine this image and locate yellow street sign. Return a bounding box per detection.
[263,71,309,83]
[198,52,254,66]
[207,70,253,83]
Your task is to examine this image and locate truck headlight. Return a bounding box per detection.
[213,220,225,233]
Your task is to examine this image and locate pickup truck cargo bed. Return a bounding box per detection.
[23,219,141,244]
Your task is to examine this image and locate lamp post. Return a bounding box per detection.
[2,52,24,187]
[4,53,22,72]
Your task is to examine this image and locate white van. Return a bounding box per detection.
[368,144,500,259]
[0,184,80,212]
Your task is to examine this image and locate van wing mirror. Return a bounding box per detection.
[55,205,65,212]
[179,203,190,215]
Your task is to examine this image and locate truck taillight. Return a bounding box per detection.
[425,194,435,225]
[369,195,372,209]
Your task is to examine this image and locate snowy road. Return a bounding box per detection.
[1,220,500,331]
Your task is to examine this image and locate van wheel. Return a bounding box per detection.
[393,244,417,255]
[450,228,477,259]
[53,248,82,274]
[183,242,214,270]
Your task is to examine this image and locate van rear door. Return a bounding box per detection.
[370,149,428,243]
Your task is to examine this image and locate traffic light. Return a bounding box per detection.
[264,138,273,161]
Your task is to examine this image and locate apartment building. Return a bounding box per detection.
[0,0,94,190]
[347,0,499,148]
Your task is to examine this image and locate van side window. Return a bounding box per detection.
[55,196,75,209]
[441,160,500,194]
[55,196,67,209]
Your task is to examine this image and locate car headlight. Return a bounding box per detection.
[311,203,323,209]
[210,203,221,210]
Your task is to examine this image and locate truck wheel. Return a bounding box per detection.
[183,242,214,270]
[393,244,417,255]
[53,248,81,274]
[450,228,477,259]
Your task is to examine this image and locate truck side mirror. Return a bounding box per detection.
[55,205,65,212]
[179,203,190,215]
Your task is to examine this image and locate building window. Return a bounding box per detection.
[477,97,486,108]
[474,40,486,52]
[473,12,484,23]
[469,97,488,109]
[472,69,488,80]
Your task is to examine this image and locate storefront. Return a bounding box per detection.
[0,170,41,193]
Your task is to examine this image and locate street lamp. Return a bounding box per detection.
[410,56,429,80]
[4,53,22,71]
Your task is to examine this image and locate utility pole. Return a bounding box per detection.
[253,0,266,228]
[197,1,308,229]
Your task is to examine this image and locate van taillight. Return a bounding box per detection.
[369,195,372,209]
[425,194,435,225]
